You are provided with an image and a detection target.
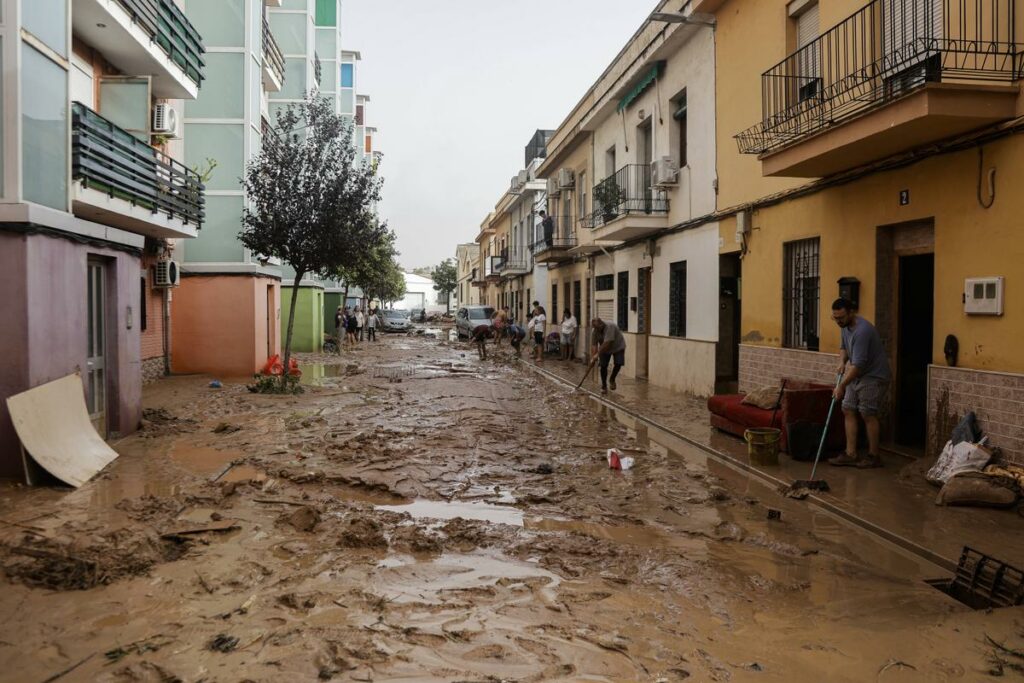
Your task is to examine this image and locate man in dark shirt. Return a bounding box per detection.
[540,211,555,248]
[589,317,626,394]
[828,298,892,469]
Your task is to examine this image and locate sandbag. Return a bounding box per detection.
[950,411,982,446]
[935,472,1019,508]
[926,440,991,486]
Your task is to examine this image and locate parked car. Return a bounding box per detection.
[381,309,412,332]
[455,305,495,339]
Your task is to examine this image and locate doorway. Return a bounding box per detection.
[895,253,934,447]
[266,285,275,359]
[716,254,741,393]
[636,267,652,380]
[86,260,108,437]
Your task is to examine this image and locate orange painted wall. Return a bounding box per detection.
[172,275,281,377]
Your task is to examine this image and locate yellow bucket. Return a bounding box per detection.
[744,427,781,466]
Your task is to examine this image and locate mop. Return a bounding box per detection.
[786,373,843,494]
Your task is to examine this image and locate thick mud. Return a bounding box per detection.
[0,330,1021,681]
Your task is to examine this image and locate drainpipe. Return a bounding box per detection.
[162,288,171,377]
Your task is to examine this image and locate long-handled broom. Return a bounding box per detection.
[789,373,843,492]
[574,358,597,391]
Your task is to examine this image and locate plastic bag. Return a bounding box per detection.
[607,449,635,471]
[926,439,991,486]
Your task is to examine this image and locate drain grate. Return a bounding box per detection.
[927,546,1024,610]
[373,364,415,383]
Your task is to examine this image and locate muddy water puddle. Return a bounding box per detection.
[377,499,525,526]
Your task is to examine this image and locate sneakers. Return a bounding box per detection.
[609,380,617,391]
[828,453,859,467]
[601,387,608,394]
[828,453,884,468]
[855,454,884,469]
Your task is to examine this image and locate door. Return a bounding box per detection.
[637,119,653,212]
[636,267,652,380]
[86,261,108,437]
[716,254,742,393]
[895,253,934,447]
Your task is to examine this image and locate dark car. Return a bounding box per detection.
[455,305,496,339]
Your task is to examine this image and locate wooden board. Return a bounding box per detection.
[6,373,119,487]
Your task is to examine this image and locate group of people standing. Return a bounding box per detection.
[334,305,379,347]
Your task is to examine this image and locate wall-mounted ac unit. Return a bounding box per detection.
[517,170,529,188]
[546,177,560,196]
[510,175,520,193]
[557,168,575,189]
[651,157,679,186]
[152,104,180,138]
[153,259,180,288]
[964,276,1004,315]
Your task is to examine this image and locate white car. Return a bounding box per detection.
[381,309,411,332]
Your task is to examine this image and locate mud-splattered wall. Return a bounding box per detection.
[930,366,1024,466]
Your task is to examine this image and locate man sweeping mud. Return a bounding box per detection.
[828,298,891,469]
[589,317,626,394]
[470,323,492,361]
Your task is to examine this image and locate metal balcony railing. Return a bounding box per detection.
[736,0,1024,155]
[263,18,286,86]
[583,164,669,229]
[533,216,578,251]
[72,102,205,228]
[497,248,530,273]
[114,0,205,86]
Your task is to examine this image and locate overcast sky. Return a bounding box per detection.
[340,1,656,270]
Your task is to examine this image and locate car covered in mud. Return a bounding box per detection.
[455,305,495,339]
[381,309,412,332]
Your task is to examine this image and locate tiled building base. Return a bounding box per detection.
[930,366,1024,466]
[142,357,165,385]
[738,344,838,393]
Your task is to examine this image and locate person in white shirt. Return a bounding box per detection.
[560,308,578,361]
[355,307,366,342]
[527,305,547,363]
[365,307,378,341]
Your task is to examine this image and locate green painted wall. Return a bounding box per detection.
[281,286,324,352]
[325,292,344,336]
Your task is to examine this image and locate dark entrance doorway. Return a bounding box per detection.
[895,253,934,447]
[716,254,741,393]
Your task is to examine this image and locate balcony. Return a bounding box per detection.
[582,164,669,241]
[533,216,578,263]
[496,248,531,277]
[73,0,205,99]
[262,18,286,92]
[485,256,503,282]
[736,0,1024,178]
[71,102,204,239]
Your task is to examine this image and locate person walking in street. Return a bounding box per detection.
[334,306,344,338]
[827,298,892,469]
[345,306,358,348]
[527,304,547,363]
[589,317,626,394]
[540,210,555,248]
[365,306,377,341]
[560,308,578,361]
[355,306,365,341]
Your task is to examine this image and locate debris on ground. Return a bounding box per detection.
[282,506,321,532]
[212,422,241,434]
[139,408,197,438]
[207,634,239,652]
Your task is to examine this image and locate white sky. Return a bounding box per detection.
[340,1,657,270]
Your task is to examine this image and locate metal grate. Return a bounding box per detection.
[617,271,629,333]
[927,546,1024,609]
[783,238,820,351]
[668,261,687,337]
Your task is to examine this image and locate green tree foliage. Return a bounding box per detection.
[431,259,458,313]
[240,95,385,387]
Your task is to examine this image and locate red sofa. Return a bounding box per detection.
[707,379,845,453]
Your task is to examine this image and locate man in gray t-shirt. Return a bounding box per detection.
[828,298,891,469]
[589,318,626,394]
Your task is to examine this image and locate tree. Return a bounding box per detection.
[431,259,458,314]
[333,227,405,309]
[240,95,385,388]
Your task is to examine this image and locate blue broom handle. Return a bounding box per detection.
[810,373,844,481]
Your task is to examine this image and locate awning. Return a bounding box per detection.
[617,61,666,113]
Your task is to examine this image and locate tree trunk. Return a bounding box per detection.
[281,271,304,390]
[445,291,450,314]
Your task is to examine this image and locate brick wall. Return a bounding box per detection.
[140,257,164,364]
[739,344,838,393]
[929,366,1024,465]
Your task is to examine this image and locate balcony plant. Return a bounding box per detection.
[593,179,624,223]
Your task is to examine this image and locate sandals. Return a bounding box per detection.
[828,453,859,467]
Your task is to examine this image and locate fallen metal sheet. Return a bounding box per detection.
[6,373,119,487]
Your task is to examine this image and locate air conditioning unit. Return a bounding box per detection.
[517,170,529,187]
[964,276,1004,315]
[557,168,575,189]
[651,157,679,186]
[510,175,520,193]
[546,177,560,196]
[153,259,180,288]
[152,104,180,138]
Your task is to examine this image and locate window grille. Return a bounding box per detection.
[669,261,687,337]
[783,237,821,351]
[617,271,629,332]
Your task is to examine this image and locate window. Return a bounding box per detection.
[340,63,354,88]
[573,281,582,323]
[315,0,337,26]
[783,238,820,351]
[595,274,614,291]
[794,2,820,101]
[605,146,616,177]
[673,90,687,168]
[617,271,629,332]
[578,171,587,220]
[22,44,68,210]
[140,276,148,332]
[355,104,364,125]
[551,284,558,324]
[668,261,687,337]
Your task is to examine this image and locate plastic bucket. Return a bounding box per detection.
[744,427,781,466]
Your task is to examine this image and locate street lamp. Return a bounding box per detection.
[649,11,715,27]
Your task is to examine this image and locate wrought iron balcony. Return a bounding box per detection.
[736,0,1024,157]
[71,102,204,235]
[113,0,205,86]
[262,18,286,91]
[496,247,530,275]
[582,164,669,230]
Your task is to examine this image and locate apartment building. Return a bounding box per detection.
[0,0,205,474]
[696,0,1024,461]
[454,243,481,308]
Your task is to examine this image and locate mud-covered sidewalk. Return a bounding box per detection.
[0,332,1022,682]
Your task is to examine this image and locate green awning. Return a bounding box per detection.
[617,61,666,113]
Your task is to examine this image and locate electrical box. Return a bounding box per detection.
[735,209,751,243]
[964,277,1004,315]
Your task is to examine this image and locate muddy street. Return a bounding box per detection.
[0,332,1020,682]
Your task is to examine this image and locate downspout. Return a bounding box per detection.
[162,288,171,377]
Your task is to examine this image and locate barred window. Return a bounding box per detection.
[617,271,629,332]
[783,237,820,351]
[573,280,582,323]
[595,274,614,291]
[668,261,687,337]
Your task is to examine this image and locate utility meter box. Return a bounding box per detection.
[964,277,1004,315]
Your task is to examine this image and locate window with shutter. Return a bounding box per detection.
[668,261,687,338]
[795,3,820,102]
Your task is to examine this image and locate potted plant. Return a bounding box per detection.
[594,180,624,223]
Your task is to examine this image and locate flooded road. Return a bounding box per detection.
[0,331,1020,681]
